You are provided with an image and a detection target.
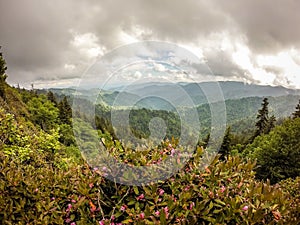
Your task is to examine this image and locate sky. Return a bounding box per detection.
[0,0,300,89]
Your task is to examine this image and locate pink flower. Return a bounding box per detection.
[220,186,226,193]
[155,210,160,216]
[163,206,169,213]
[65,218,71,223]
[111,215,115,221]
[158,189,165,196]
[184,185,190,191]
[71,199,76,203]
[137,193,145,201]
[139,212,145,220]
[242,205,249,211]
[34,188,39,193]
[99,221,105,225]
[163,207,169,218]
[171,148,175,156]
[70,222,76,225]
[89,183,94,188]
[189,202,195,210]
[66,203,72,212]
[120,205,127,211]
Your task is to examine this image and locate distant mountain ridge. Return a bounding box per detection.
[44,81,300,110]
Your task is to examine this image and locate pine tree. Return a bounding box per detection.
[203,133,210,149]
[253,98,269,138]
[0,46,7,99]
[265,115,276,133]
[292,99,300,119]
[219,127,232,160]
[58,96,72,125]
[47,91,58,106]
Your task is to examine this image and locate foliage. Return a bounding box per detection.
[253,98,270,138]
[27,95,59,132]
[0,46,7,99]
[0,60,299,224]
[59,96,72,125]
[292,99,300,119]
[1,145,299,224]
[47,90,58,106]
[244,118,300,184]
[219,127,232,160]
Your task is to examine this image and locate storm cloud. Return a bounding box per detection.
[0,0,299,88]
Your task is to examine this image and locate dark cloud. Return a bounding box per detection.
[204,50,246,77]
[216,0,300,53]
[0,0,299,87]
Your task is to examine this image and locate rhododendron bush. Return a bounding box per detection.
[1,139,299,224]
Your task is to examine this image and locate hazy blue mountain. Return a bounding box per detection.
[44,81,300,110]
[121,81,300,107]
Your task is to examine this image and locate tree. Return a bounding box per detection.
[27,96,59,131]
[0,46,8,99]
[265,115,276,134]
[219,127,232,160]
[244,118,300,184]
[47,91,58,106]
[58,96,72,125]
[253,98,269,139]
[292,99,300,119]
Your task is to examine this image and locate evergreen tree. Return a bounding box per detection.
[265,115,276,134]
[253,98,269,139]
[219,127,232,160]
[0,46,7,99]
[203,133,210,149]
[292,99,300,119]
[47,91,58,106]
[58,96,72,125]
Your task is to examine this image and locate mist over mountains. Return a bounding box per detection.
[45,81,300,110]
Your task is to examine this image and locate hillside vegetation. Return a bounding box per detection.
[0,50,300,224]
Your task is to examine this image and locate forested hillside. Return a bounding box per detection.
[1,49,300,224]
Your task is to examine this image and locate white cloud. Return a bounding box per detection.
[71,32,105,58]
